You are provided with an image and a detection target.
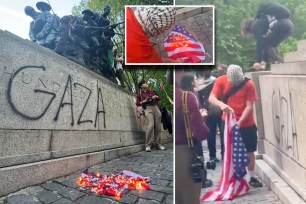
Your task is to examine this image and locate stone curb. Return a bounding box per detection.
[255,159,305,204]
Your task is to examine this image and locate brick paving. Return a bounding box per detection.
[0,139,287,204]
[201,140,283,204]
[0,145,173,204]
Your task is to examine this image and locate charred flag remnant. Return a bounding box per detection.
[77,169,150,198]
[7,65,106,128]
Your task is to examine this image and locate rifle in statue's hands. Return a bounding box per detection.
[75,22,124,36]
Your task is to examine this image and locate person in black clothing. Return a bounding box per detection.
[195,70,223,162]
[241,2,294,70]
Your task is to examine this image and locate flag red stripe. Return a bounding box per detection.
[201,113,250,202]
[234,179,249,197]
[228,176,237,199]
[169,51,205,60]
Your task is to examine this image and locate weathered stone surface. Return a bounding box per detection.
[42,182,69,192]
[157,174,173,181]
[118,195,138,204]
[244,71,272,155]
[149,185,173,194]
[272,61,306,75]
[52,198,76,204]
[76,195,112,204]
[1,145,173,203]
[165,195,173,204]
[36,190,62,203]
[130,191,164,203]
[284,50,306,62]
[6,194,41,204]
[0,130,52,168]
[256,159,305,204]
[259,75,306,188]
[297,40,306,51]
[136,198,160,204]
[25,186,44,196]
[58,188,85,201]
[150,179,169,187]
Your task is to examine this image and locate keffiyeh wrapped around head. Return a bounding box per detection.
[227,64,244,84]
[134,7,176,37]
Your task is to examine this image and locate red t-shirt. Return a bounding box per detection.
[211,75,258,127]
[126,8,163,63]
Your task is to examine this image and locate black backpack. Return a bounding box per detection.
[197,81,222,117]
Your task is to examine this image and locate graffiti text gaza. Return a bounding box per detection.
[7,65,106,128]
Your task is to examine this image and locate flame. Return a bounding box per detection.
[169,34,190,48]
[76,171,150,198]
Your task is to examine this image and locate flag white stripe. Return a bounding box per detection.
[202,113,250,201]
[164,44,205,59]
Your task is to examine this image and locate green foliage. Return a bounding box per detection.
[176,0,306,70]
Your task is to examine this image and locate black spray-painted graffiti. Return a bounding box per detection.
[272,89,298,160]
[7,65,106,128]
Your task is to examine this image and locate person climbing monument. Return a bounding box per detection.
[241,2,294,70]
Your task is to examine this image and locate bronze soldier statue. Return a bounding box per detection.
[24,6,44,42]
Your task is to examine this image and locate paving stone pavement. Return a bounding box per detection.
[0,144,173,204]
[200,140,283,204]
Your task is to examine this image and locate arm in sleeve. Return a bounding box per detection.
[136,93,142,106]
[188,93,209,141]
[152,90,161,101]
[210,77,223,100]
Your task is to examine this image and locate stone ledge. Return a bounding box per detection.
[284,50,306,63]
[298,40,306,51]
[0,144,144,197]
[271,61,306,75]
[256,159,305,204]
[0,129,146,168]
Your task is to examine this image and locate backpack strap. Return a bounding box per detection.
[223,78,250,104]
[182,91,194,148]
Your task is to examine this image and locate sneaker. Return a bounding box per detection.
[202,179,213,188]
[156,144,166,150]
[249,177,263,188]
[210,157,220,163]
[145,147,151,152]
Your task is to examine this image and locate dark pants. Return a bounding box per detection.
[116,69,126,87]
[175,145,201,204]
[193,140,208,181]
[264,18,294,63]
[206,115,224,160]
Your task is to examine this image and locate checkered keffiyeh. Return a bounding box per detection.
[134,7,176,37]
[227,64,244,83]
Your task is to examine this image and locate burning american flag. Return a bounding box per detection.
[201,113,250,201]
[163,25,205,63]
